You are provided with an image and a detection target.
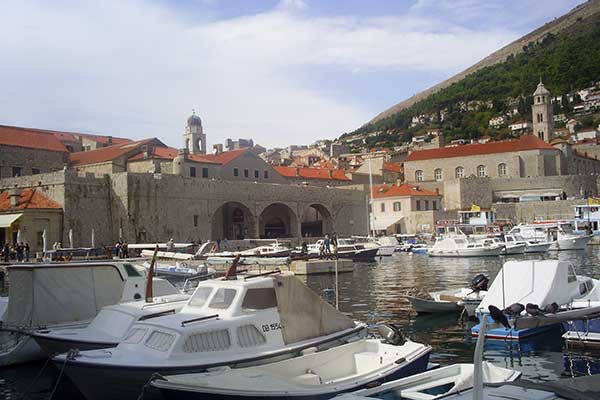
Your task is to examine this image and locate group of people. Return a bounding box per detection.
[299,233,339,260]
[1,242,31,263]
[115,239,129,258]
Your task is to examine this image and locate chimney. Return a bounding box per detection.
[396,179,402,187]
[9,187,21,208]
[107,136,113,145]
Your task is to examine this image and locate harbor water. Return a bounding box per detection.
[3,248,600,399]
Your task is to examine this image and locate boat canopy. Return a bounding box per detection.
[479,260,579,311]
[273,274,354,344]
[4,264,126,327]
[371,216,403,231]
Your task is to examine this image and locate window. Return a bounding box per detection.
[123,263,142,277]
[455,166,464,178]
[202,168,209,178]
[188,286,213,308]
[32,168,41,175]
[264,170,269,179]
[233,168,239,177]
[124,328,148,344]
[434,168,443,181]
[424,200,429,211]
[12,167,22,177]
[254,170,259,178]
[193,215,199,227]
[237,325,266,348]
[415,170,423,181]
[477,165,487,177]
[498,163,507,177]
[416,200,421,211]
[209,288,237,309]
[190,166,196,177]
[145,331,175,352]
[432,200,438,210]
[242,288,277,310]
[244,169,249,178]
[393,202,401,212]
[380,203,385,212]
[184,330,231,353]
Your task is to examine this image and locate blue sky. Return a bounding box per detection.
[0,0,585,148]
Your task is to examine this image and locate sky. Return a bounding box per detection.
[0,0,586,149]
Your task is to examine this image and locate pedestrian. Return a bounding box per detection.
[2,243,9,263]
[332,232,338,256]
[122,241,129,259]
[115,241,123,258]
[318,240,325,258]
[301,242,308,260]
[24,242,30,262]
[16,242,24,262]
[167,238,175,252]
[324,234,331,256]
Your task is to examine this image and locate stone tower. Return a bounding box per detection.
[531,80,554,142]
[183,111,206,154]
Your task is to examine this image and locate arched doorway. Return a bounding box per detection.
[259,203,298,238]
[301,204,333,237]
[211,202,256,240]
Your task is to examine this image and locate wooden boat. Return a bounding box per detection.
[151,338,431,400]
[408,288,486,315]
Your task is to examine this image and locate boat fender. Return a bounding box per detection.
[377,324,405,346]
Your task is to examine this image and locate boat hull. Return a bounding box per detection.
[548,235,591,251]
[407,296,462,314]
[428,247,503,257]
[503,243,526,255]
[0,336,46,367]
[154,351,431,400]
[32,334,117,356]
[376,246,396,257]
[562,318,600,347]
[524,242,551,253]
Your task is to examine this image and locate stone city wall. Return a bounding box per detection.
[0,145,67,178]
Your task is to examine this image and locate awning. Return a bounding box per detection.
[371,216,403,231]
[0,213,22,228]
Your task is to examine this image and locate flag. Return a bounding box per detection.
[587,197,600,206]
[471,204,481,212]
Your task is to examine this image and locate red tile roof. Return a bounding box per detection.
[0,125,68,152]
[274,166,350,181]
[189,147,250,165]
[70,138,163,166]
[0,189,62,210]
[383,162,403,173]
[128,146,179,161]
[371,184,439,199]
[405,135,555,162]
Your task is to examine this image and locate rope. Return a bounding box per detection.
[24,356,51,398]
[48,349,77,400]
[136,373,166,400]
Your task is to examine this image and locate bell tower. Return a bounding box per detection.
[531,80,554,142]
[183,110,206,154]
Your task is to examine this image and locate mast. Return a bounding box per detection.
[367,156,375,238]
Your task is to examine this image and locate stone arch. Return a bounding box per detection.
[259,203,298,238]
[300,203,333,238]
[211,201,256,240]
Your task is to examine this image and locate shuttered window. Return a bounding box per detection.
[237,325,267,348]
[184,329,231,353]
[145,331,175,351]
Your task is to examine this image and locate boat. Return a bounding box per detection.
[205,256,291,266]
[408,244,428,254]
[151,335,432,400]
[560,274,600,347]
[427,237,503,257]
[0,261,180,366]
[141,260,216,278]
[375,236,401,255]
[407,274,489,317]
[351,236,393,257]
[482,236,526,255]
[510,222,591,251]
[471,260,599,340]
[32,293,190,356]
[334,362,520,400]
[502,233,551,254]
[54,271,369,400]
[294,239,378,261]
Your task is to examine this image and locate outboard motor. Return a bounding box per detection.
[470,274,489,292]
[377,324,405,346]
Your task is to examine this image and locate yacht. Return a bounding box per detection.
[509,222,591,251]
[0,261,179,366]
[55,272,368,400]
[294,238,378,261]
[503,233,550,253]
[481,237,525,255]
[427,237,503,257]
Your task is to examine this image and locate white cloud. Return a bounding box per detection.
[0,0,522,147]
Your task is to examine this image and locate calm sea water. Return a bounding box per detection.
[3,248,600,399]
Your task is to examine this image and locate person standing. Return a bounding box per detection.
[2,243,9,263]
[16,242,24,262]
[122,241,129,259]
[24,242,30,262]
[324,234,331,257]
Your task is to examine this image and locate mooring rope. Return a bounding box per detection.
[48,349,77,400]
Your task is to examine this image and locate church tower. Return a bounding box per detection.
[183,111,206,154]
[531,80,554,142]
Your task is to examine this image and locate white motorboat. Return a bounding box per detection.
[482,237,526,255]
[334,362,520,400]
[54,272,368,400]
[32,293,190,356]
[510,222,591,251]
[376,236,401,255]
[427,237,503,257]
[502,233,551,253]
[151,337,432,400]
[0,262,180,366]
[141,260,216,278]
[296,239,379,261]
[208,241,291,258]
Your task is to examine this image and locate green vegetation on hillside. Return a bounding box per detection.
[347,15,600,143]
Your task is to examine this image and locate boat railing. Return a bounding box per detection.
[138,309,177,321]
[244,269,281,280]
[181,314,219,327]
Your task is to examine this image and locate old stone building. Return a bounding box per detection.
[532,81,554,142]
[273,166,351,187]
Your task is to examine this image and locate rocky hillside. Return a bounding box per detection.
[345,0,600,144]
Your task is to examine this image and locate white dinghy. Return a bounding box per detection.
[151,334,431,400]
[0,262,179,366]
[54,271,368,400]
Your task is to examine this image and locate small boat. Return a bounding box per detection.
[32,293,190,356]
[561,277,600,347]
[54,271,369,400]
[407,274,489,317]
[294,239,378,261]
[209,242,291,258]
[0,261,180,366]
[334,362,520,400]
[471,260,599,340]
[482,237,526,255]
[408,244,428,254]
[205,256,291,266]
[375,236,401,255]
[427,237,503,257]
[151,336,432,400]
[141,260,216,278]
[510,222,591,251]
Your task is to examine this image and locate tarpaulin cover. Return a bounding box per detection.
[273,274,354,345]
[4,265,126,327]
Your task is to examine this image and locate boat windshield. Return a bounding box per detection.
[188,286,214,308]
[209,288,237,309]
